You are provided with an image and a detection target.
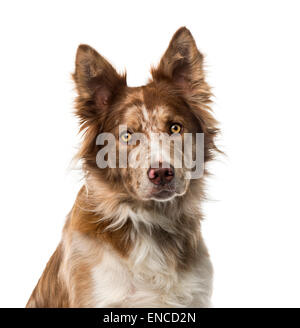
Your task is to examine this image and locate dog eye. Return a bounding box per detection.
[120,131,132,143]
[170,123,182,135]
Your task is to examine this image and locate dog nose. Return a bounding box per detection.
[148,165,174,185]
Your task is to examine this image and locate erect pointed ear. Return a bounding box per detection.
[151,27,209,102]
[73,44,126,111]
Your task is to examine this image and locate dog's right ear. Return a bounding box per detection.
[73,44,126,113]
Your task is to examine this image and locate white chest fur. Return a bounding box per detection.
[89,235,213,308]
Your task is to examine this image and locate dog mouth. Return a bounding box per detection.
[149,187,176,201]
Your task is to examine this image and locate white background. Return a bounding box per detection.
[0,0,299,308]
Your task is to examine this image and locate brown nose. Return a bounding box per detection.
[148,165,174,185]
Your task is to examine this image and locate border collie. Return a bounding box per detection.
[27,27,219,308]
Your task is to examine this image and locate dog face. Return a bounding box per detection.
[73,27,218,203]
[101,87,201,202]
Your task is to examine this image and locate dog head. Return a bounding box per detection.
[73,27,218,203]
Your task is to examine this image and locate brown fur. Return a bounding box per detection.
[26,243,69,307]
[26,27,218,308]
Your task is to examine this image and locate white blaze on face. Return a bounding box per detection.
[149,133,172,168]
[140,105,149,126]
[129,105,184,170]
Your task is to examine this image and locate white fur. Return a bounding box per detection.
[68,208,213,308]
[140,105,149,124]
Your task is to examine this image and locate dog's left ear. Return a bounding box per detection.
[151,27,209,103]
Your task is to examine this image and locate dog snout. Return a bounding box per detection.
[147,164,175,186]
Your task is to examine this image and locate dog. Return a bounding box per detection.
[26,27,219,308]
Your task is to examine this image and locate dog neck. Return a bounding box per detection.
[68,173,205,268]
